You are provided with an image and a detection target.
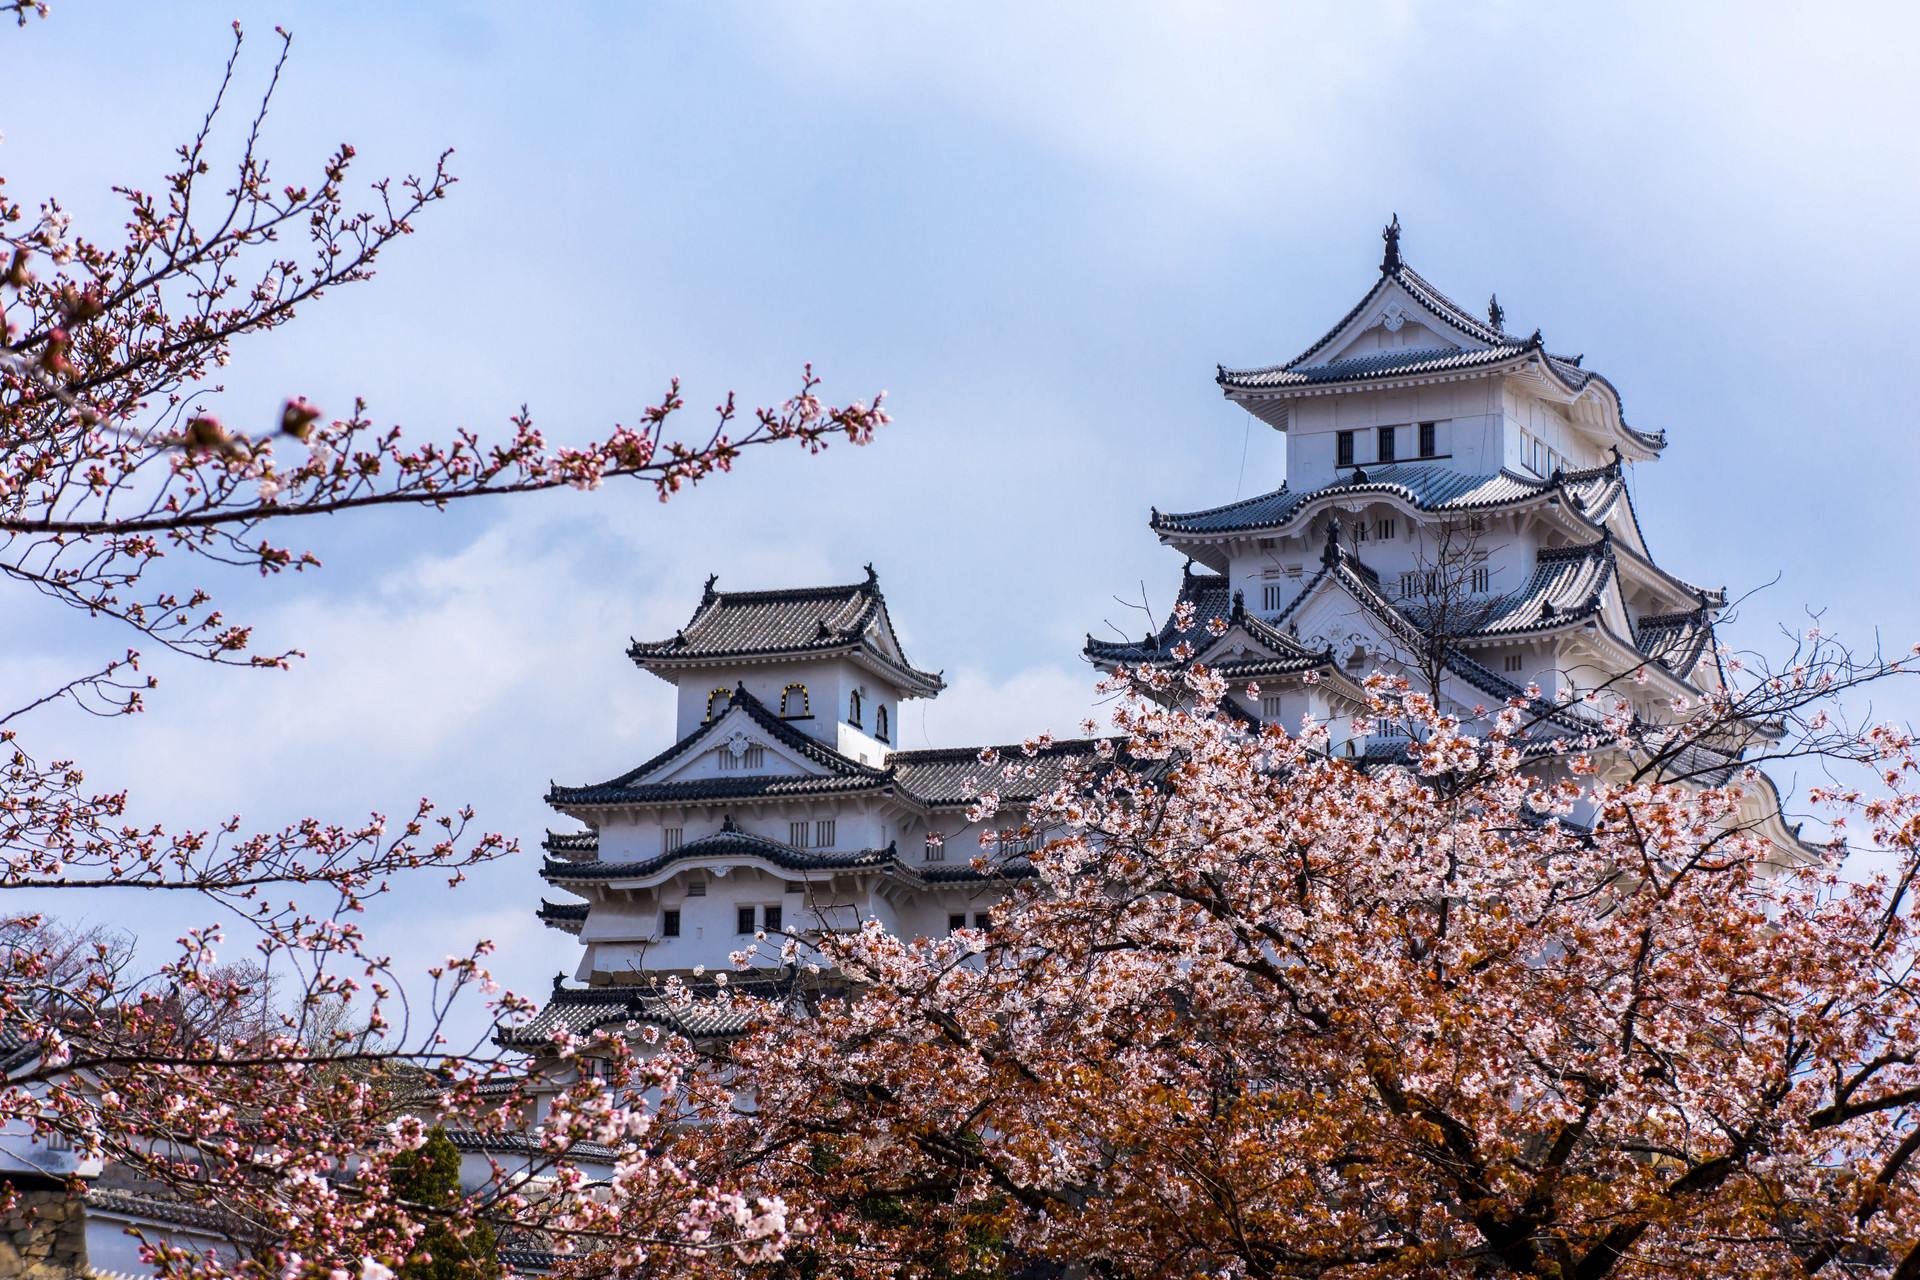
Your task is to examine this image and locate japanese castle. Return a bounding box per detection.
[500,219,1805,1054]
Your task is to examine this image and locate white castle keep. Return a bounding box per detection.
[499,219,1805,1055]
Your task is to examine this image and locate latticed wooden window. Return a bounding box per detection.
[790,821,810,848]
[924,835,945,862]
[815,819,835,848]
[662,827,683,852]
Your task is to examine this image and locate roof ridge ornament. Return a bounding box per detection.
[702,573,718,597]
[863,562,878,585]
[1381,214,1402,274]
[1487,293,1505,330]
[1322,517,1341,567]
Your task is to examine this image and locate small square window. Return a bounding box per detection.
[763,905,783,933]
[737,906,756,935]
[1505,654,1524,673]
[1261,694,1283,720]
[685,879,706,896]
[1336,430,1355,467]
[973,912,992,931]
[789,821,810,848]
[924,836,946,863]
[1376,518,1395,541]
[662,827,683,853]
[1261,583,1284,611]
[743,744,764,769]
[662,909,681,938]
[785,880,804,893]
[1471,566,1489,593]
[815,819,835,848]
[948,913,967,933]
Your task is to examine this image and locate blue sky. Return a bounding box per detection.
[5,2,1917,1039]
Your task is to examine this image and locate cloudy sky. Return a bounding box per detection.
[5,1,1917,1041]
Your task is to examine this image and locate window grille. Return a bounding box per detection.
[924,836,946,862]
[948,913,967,932]
[1400,571,1420,597]
[1352,520,1368,543]
[1261,583,1283,611]
[685,879,706,896]
[744,745,765,768]
[1377,425,1396,463]
[790,821,810,848]
[662,827,683,853]
[717,747,739,770]
[1470,566,1489,593]
[704,688,731,722]
[876,705,890,743]
[1419,421,1437,457]
[662,909,681,937]
[974,912,992,931]
[1336,430,1355,467]
[815,819,835,848]
[737,906,755,935]
[1376,518,1396,541]
[1261,694,1283,721]
[1505,654,1524,673]
[847,690,862,727]
[764,905,783,933]
[780,683,809,718]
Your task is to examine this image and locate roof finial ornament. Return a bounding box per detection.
[722,815,739,832]
[702,573,718,597]
[1527,327,1543,346]
[1232,588,1246,618]
[1321,517,1341,568]
[1381,214,1402,273]
[864,562,877,584]
[1487,293,1505,330]
[554,972,566,993]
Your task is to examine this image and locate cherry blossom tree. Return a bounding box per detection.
[700,651,1920,1280]
[0,14,870,1277]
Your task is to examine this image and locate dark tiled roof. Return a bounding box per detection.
[1635,607,1717,676]
[548,683,887,809]
[495,978,793,1048]
[542,824,899,883]
[1151,462,1626,537]
[627,570,942,694]
[542,830,598,860]
[1221,342,1532,390]
[887,738,1113,808]
[88,1188,238,1234]
[1083,565,1337,676]
[1401,539,1616,639]
[442,1127,618,1163]
[1215,252,1665,452]
[538,900,589,933]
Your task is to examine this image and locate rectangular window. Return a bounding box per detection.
[742,744,764,769]
[1261,567,1279,580]
[737,906,756,935]
[1505,654,1524,673]
[1376,518,1395,541]
[763,905,783,933]
[815,819,835,848]
[1470,566,1489,593]
[1284,564,1303,579]
[662,909,681,937]
[662,827,683,853]
[948,913,967,933]
[789,821,810,848]
[925,836,945,862]
[1257,537,1276,550]
[1426,570,1440,595]
[1377,425,1396,463]
[974,912,992,931]
[1261,694,1283,721]
[1352,520,1368,543]
[1400,571,1419,597]
[785,880,804,893]
[717,747,739,770]
[1336,430,1355,467]
[1419,421,1436,457]
[686,879,706,896]
[1261,583,1283,611]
